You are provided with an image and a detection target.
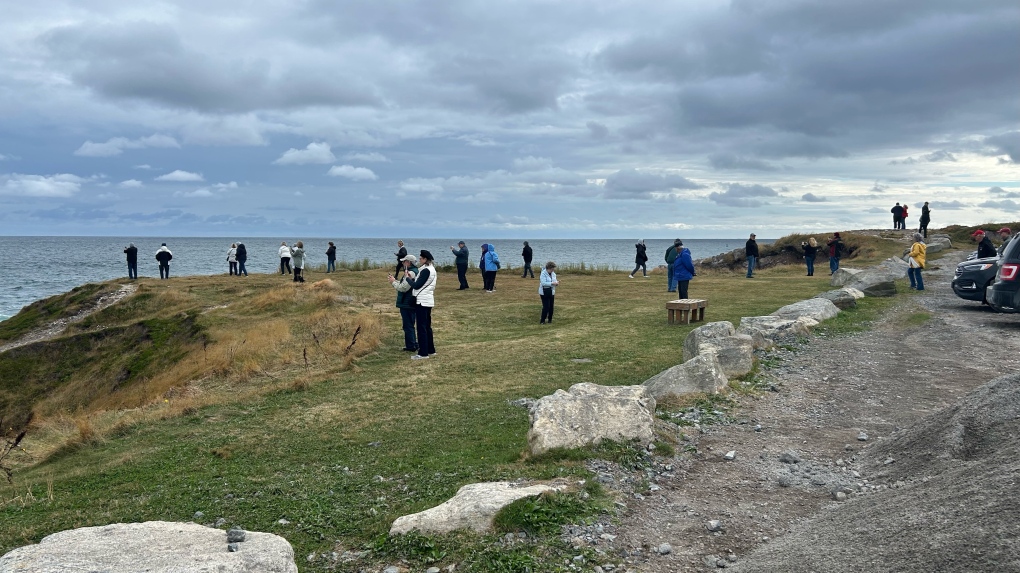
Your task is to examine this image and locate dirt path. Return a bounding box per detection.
[0,283,137,354]
[608,251,1020,571]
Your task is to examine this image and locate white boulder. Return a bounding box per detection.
[771,298,841,323]
[390,482,564,535]
[527,383,656,456]
[737,316,812,348]
[698,335,755,378]
[643,353,729,399]
[813,287,864,310]
[682,321,736,362]
[0,521,297,573]
[830,268,863,287]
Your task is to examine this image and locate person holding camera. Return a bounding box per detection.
[123,243,138,279]
[539,261,559,324]
[629,239,648,278]
[801,237,818,276]
[450,241,469,289]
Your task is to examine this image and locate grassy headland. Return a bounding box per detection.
[0,229,970,570]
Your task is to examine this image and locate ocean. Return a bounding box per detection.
[0,236,766,321]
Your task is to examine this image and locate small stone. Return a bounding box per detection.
[706,520,724,532]
[835,459,845,467]
[227,542,239,552]
[573,555,586,563]
[857,432,868,441]
[833,491,847,501]
[657,543,673,555]
[193,511,204,519]
[810,476,827,486]
[427,568,441,573]
[277,518,290,525]
[884,457,895,465]
[307,553,316,562]
[754,424,763,432]
[778,476,793,487]
[779,450,801,464]
[600,533,617,541]
[703,555,720,567]
[727,553,738,563]
[214,518,226,527]
[383,566,401,573]
[723,451,736,461]
[226,527,246,543]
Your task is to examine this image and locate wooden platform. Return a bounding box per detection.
[666,299,707,324]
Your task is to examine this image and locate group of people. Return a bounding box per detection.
[277,241,308,282]
[891,201,932,237]
[972,227,1013,259]
[123,242,182,280]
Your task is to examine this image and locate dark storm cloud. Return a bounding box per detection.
[890,150,958,164]
[989,186,1020,198]
[985,132,1020,164]
[980,199,1020,210]
[41,22,380,112]
[603,169,702,199]
[709,153,780,172]
[930,200,966,210]
[708,183,779,208]
[586,121,609,140]
[802,193,825,202]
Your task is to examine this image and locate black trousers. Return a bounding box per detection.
[414,305,435,356]
[159,263,170,279]
[678,280,690,299]
[483,270,497,291]
[522,263,534,278]
[456,263,469,288]
[280,257,292,274]
[540,292,555,322]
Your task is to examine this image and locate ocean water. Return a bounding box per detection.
[0,236,766,321]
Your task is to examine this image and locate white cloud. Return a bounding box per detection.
[119,179,143,188]
[1,173,84,197]
[74,134,180,157]
[400,178,444,193]
[0,153,18,161]
[155,170,205,182]
[175,188,214,198]
[211,181,238,189]
[979,199,1020,210]
[513,156,554,172]
[930,200,967,210]
[343,151,390,162]
[273,142,337,165]
[134,164,154,170]
[327,165,378,181]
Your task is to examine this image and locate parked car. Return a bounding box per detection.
[986,237,1020,313]
[952,255,999,303]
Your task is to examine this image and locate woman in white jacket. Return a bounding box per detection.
[408,250,438,359]
[290,241,306,283]
[227,243,238,276]
[278,241,292,275]
[539,261,559,324]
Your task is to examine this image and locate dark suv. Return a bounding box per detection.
[986,237,1020,313]
[952,256,999,303]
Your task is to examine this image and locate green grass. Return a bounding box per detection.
[0,232,937,571]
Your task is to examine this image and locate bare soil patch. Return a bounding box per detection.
[608,250,1020,571]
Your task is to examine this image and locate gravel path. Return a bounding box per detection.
[606,250,1020,572]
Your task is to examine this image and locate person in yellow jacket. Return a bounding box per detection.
[907,232,927,290]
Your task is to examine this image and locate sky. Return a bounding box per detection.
[0,0,1017,239]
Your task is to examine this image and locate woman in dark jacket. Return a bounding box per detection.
[235,242,248,276]
[801,237,818,276]
[326,242,337,273]
[629,240,648,278]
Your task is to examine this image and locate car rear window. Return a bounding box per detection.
[1004,236,1020,260]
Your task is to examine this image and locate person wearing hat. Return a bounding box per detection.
[123,243,138,279]
[671,240,696,299]
[408,250,438,359]
[745,233,759,278]
[826,233,844,275]
[919,202,931,238]
[388,254,419,352]
[906,232,927,290]
[665,238,682,292]
[236,242,248,276]
[998,227,1013,257]
[155,242,173,279]
[972,230,997,259]
[450,241,469,289]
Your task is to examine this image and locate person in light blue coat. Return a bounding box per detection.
[482,243,500,292]
[539,261,559,324]
[671,241,696,299]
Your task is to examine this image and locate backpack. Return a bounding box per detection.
[665,246,678,264]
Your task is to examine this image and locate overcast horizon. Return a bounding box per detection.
[1,1,1017,239]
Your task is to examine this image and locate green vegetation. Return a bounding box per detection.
[0,283,120,343]
[0,231,948,571]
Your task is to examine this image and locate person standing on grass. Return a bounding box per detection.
[326,241,336,273]
[123,243,138,279]
[227,243,238,276]
[907,232,926,290]
[278,241,292,275]
[629,239,648,278]
[801,237,818,276]
[671,240,696,299]
[665,238,681,292]
[483,243,501,292]
[539,261,559,324]
[919,202,931,238]
[521,241,534,278]
[155,243,173,279]
[388,254,419,352]
[409,250,438,360]
[291,241,306,283]
[827,233,844,274]
[745,233,759,278]
[394,240,407,275]
[236,242,248,276]
[450,241,469,289]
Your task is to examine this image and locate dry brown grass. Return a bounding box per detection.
[250,286,299,311]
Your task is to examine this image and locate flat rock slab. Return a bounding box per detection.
[771,298,841,323]
[813,287,865,310]
[737,316,812,348]
[527,383,655,455]
[643,352,729,399]
[682,321,736,362]
[698,335,755,378]
[390,481,565,535]
[830,267,862,287]
[0,521,297,573]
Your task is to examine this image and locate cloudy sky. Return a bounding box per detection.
[1,0,1017,238]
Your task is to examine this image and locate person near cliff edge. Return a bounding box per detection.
[278,241,292,275]
[290,241,306,283]
[450,241,469,289]
[891,203,903,230]
[482,243,501,292]
[235,242,248,276]
[325,241,337,273]
[155,243,173,279]
[671,240,696,299]
[227,243,238,276]
[827,233,844,275]
[665,238,681,292]
[745,233,759,278]
[394,240,407,276]
[629,239,648,278]
[521,241,534,278]
[919,202,931,238]
[123,243,138,279]
[387,253,419,352]
[907,232,926,291]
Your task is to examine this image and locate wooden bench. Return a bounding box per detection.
[666,299,707,324]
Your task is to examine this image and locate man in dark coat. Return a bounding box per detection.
[745,233,759,278]
[891,203,904,229]
[521,241,534,278]
[123,243,138,279]
[919,202,931,238]
[973,230,997,259]
[155,243,173,279]
[236,242,248,276]
[450,241,469,289]
[665,238,681,292]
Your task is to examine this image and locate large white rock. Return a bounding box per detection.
[682,321,736,362]
[771,298,841,323]
[390,482,564,535]
[830,268,863,287]
[0,521,297,573]
[643,353,729,399]
[737,316,812,348]
[527,383,656,456]
[813,287,864,310]
[698,335,755,378]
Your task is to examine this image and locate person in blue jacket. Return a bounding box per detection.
[671,240,696,299]
[482,243,500,292]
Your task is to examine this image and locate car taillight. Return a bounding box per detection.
[999,264,1019,281]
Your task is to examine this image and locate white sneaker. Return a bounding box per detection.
[410,354,430,360]
[628,275,634,279]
